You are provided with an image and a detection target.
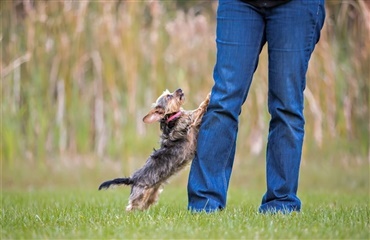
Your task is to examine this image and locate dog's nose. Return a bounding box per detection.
[175,88,184,100]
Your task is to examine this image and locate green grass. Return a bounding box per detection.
[2,152,369,239]
[1,188,369,239]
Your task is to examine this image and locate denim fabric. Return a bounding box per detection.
[187,0,325,213]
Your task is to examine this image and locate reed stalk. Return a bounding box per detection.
[1,0,368,166]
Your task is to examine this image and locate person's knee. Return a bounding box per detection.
[269,104,305,131]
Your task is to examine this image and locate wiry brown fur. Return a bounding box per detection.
[99,89,210,211]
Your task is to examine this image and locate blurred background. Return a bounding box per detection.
[1,0,369,193]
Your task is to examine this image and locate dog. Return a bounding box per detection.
[99,89,210,211]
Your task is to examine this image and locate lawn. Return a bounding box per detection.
[1,187,369,239]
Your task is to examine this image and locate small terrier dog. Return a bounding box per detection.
[99,89,210,211]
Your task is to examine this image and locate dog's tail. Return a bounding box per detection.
[98,177,133,190]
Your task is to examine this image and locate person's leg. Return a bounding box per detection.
[259,0,325,213]
[187,0,266,212]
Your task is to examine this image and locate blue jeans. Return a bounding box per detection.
[187,0,325,213]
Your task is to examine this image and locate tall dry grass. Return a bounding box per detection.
[1,0,369,168]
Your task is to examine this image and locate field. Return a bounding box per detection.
[2,152,369,239]
[1,1,369,239]
[1,187,368,239]
[1,188,369,239]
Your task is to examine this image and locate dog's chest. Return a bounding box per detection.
[160,114,198,150]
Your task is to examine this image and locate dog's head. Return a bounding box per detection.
[143,89,185,124]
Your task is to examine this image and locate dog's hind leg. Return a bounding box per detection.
[126,186,149,211]
[144,185,163,210]
[126,186,162,211]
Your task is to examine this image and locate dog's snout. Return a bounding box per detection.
[175,88,184,98]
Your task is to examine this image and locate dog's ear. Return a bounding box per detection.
[143,109,164,124]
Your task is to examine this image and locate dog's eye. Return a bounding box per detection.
[166,95,172,100]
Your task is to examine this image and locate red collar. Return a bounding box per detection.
[166,111,182,123]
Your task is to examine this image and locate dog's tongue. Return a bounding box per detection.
[166,111,182,123]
